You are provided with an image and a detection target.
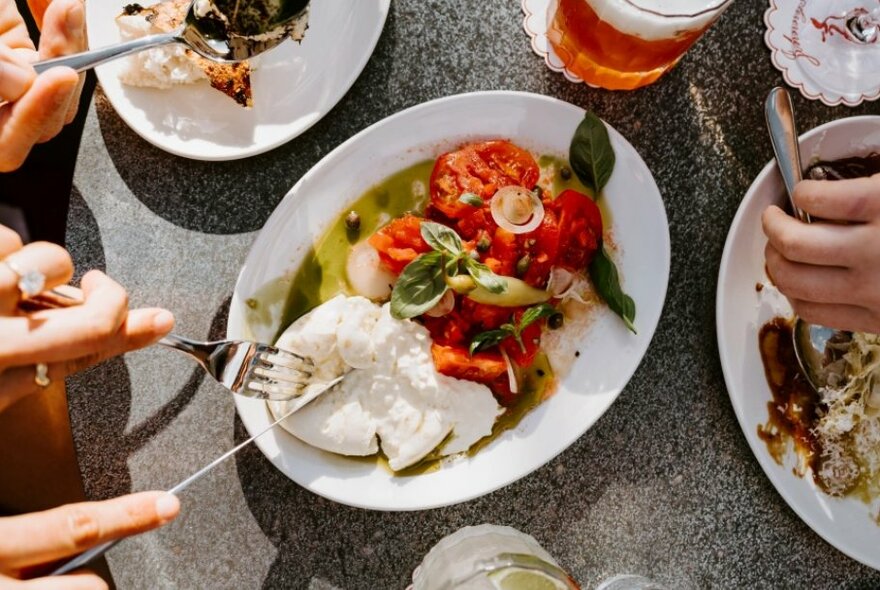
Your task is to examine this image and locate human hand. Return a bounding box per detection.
[763,173,880,333]
[0,224,175,411]
[0,0,86,172]
[0,491,180,587]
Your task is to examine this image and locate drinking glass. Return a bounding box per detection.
[411,524,580,590]
[795,1,880,97]
[547,0,734,90]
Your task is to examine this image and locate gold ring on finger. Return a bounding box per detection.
[34,363,50,388]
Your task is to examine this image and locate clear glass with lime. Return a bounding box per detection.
[410,524,580,590]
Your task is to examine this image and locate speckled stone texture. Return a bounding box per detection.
[64,0,880,588]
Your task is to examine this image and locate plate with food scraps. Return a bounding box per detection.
[717,115,880,569]
[228,90,670,511]
[85,0,390,160]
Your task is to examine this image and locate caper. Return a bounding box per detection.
[548,312,564,330]
[560,166,572,181]
[515,254,531,276]
[476,235,491,252]
[345,211,361,231]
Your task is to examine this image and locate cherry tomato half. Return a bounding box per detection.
[428,141,540,220]
[368,214,432,274]
[550,189,603,271]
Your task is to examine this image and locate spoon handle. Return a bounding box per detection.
[764,87,811,223]
[33,32,179,74]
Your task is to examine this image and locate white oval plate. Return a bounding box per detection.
[86,0,390,160]
[228,91,671,511]
[717,115,880,569]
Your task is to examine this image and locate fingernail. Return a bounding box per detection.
[66,2,84,36]
[152,310,175,333]
[155,493,180,521]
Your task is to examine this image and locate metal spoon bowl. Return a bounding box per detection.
[32,0,309,74]
[764,86,849,392]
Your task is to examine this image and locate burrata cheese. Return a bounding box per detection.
[268,295,502,471]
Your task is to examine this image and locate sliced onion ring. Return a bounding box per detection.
[424,289,455,318]
[490,186,544,234]
[500,348,519,394]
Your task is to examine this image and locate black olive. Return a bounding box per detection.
[560,166,572,181]
[548,312,564,330]
[345,211,361,231]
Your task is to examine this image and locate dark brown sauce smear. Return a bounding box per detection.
[757,319,821,471]
[806,152,880,181]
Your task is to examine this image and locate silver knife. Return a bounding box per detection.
[51,376,341,576]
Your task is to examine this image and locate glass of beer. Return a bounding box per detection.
[547,0,734,90]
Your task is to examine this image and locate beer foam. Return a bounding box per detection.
[588,0,728,41]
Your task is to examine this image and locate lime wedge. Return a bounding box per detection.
[488,567,570,590]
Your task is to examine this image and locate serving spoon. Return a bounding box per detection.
[31,0,310,74]
[764,87,847,391]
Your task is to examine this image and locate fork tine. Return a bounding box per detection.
[246,380,305,399]
[253,365,310,383]
[261,351,314,372]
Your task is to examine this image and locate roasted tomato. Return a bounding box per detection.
[551,189,603,271]
[428,141,540,220]
[367,214,432,274]
[459,298,513,332]
[431,344,507,383]
[518,207,560,288]
[422,310,469,346]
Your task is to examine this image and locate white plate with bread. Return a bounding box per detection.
[86,0,390,160]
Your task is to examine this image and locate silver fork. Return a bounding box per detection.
[159,334,315,401]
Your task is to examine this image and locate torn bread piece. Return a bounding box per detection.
[116,0,253,108]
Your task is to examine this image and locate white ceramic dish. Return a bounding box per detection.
[85,0,390,160]
[228,91,671,511]
[717,115,880,569]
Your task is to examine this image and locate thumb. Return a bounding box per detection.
[38,0,86,60]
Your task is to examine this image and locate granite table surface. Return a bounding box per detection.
[62,0,880,588]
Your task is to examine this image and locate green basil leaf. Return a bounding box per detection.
[589,244,636,334]
[458,192,484,207]
[420,221,462,255]
[569,112,615,194]
[390,251,448,320]
[518,303,557,332]
[464,257,507,294]
[469,328,513,355]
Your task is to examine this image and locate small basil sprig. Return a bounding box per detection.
[569,112,636,334]
[570,112,615,194]
[589,244,636,334]
[469,303,557,355]
[390,221,507,319]
[390,251,448,320]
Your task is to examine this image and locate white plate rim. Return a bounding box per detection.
[87,0,391,161]
[716,114,880,570]
[229,90,671,511]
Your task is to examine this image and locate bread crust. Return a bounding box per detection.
[120,0,253,107]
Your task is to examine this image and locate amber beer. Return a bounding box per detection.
[548,0,732,90]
